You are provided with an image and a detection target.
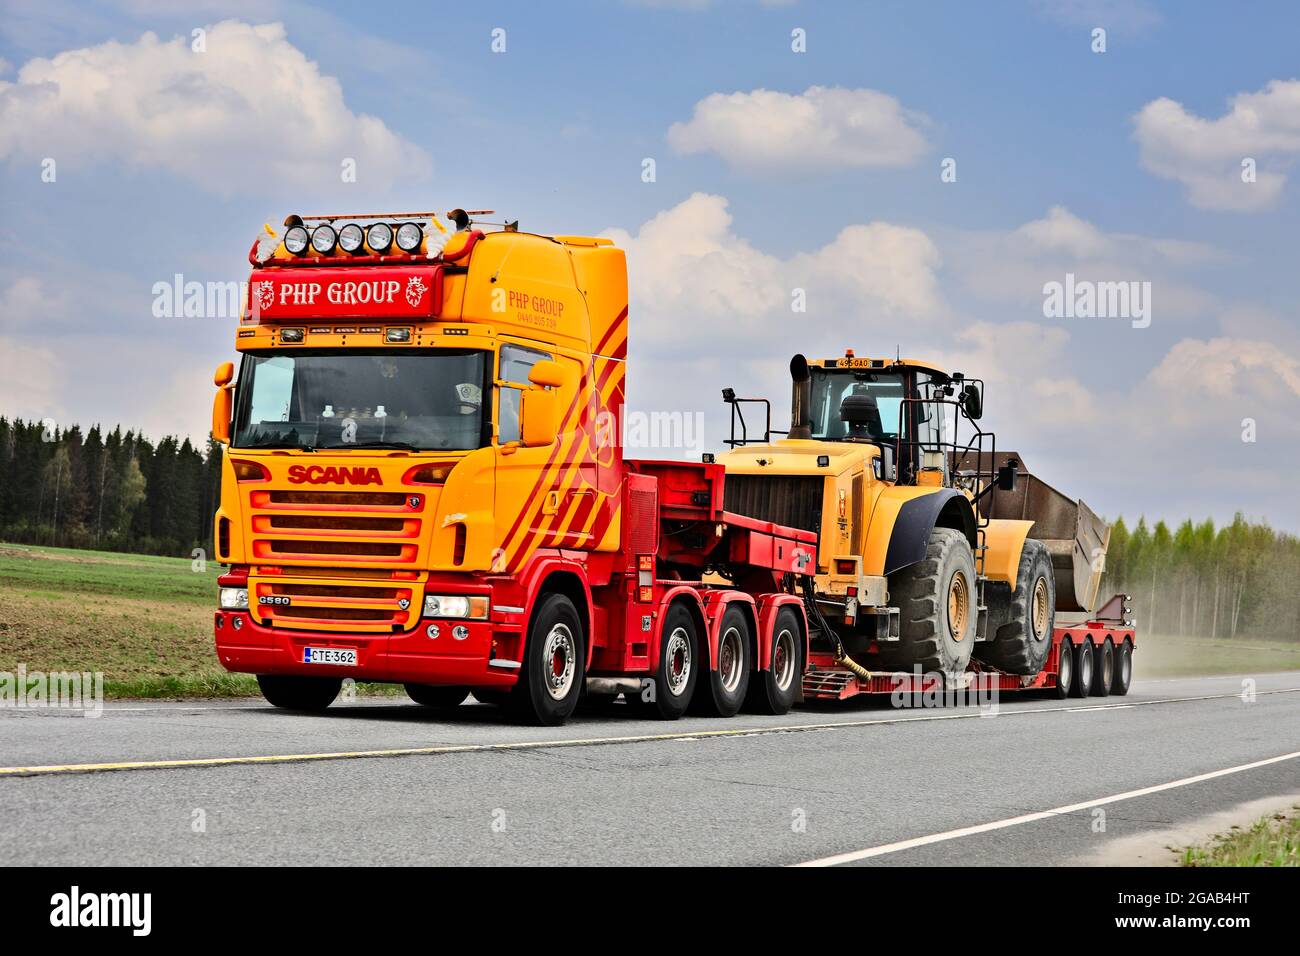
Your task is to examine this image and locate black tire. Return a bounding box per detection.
[1091,640,1114,697]
[257,674,342,712]
[745,606,802,716]
[1052,640,1073,699]
[1112,641,1133,696]
[1069,640,1094,699]
[975,539,1055,676]
[473,689,510,707]
[876,528,977,677]
[635,602,699,720]
[510,592,585,726]
[404,684,470,708]
[692,605,752,717]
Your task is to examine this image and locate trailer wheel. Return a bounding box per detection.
[974,539,1055,676]
[630,603,699,720]
[693,604,752,718]
[1051,640,1073,699]
[256,674,342,712]
[1069,640,1094,699]
[404,684,470,709]
[1090,640,1114,697]
[878,528,977,678]
[1112,641,1133,696]
[512,592,585,726]
[745,606,802,715]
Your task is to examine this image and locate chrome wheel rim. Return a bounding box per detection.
[542,623,577,701]
[718,626,744,693]
[772,628,796,692]
[664,627,692,697]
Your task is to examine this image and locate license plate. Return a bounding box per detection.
[303,647,357,666]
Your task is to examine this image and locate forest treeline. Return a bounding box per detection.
[1,415,1298,641]
[0,417,220,558]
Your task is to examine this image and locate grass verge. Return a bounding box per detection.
[1181,806,1300,866]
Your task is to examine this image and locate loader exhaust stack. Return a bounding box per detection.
[789,353,813,440]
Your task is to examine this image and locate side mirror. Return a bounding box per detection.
[520,388,558,447]
[527,360,566,389]
[996,458,1018,492]
[875,446,898,483]
[961,385,983,420]
[212,362,235,444]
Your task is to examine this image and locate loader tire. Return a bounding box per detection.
[975,539,1055,676]
[876,528,977,678]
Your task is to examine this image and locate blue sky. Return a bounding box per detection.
[2,0,1299,530]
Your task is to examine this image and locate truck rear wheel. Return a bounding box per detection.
[877,528,977,678]
[511,593,585,726]
[1051,640,1073,699]
[1112,641,1133,696]
[975,539,1055,676]
[256,674,342,712]
[632,603,699,720]
[745,606,801,715]
[1091,640,1114,697]
[693,604,752,717]
[1069,640,1094,699]
[405,684,470,709]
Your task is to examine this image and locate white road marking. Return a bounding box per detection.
[1,687,1297,778]
[794,750,1300,867]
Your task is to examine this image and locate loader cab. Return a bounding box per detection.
[805,359,950,486]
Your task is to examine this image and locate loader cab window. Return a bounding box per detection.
[808,369,907,443]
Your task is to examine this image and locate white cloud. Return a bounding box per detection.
[1033,0,1162,35]
[0,20,427,195]
[0,337,61,422]
[1134,80,1300,212]
[667,86,929,173]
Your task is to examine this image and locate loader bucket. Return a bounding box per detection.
[951,450,1110,613]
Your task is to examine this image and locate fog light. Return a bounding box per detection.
[220,587,249,609]
[366,222,393,253]
[231,616,243,630]
[311,224,338,255]
[396,222,424,252]
[283,225,309,255]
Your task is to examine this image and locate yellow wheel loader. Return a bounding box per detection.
[715,352,1110,681]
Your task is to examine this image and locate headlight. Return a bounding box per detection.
[396,222,424,252]
[338,223,365,254]
[219,587,249,610]
[311,224,337,255]
[283,225,310,255]
[366,222,393,253]
[423,594,490,619]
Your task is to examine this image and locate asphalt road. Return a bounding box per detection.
[2,673,1298,866]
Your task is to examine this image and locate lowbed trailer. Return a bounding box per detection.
[805,593,1136,701]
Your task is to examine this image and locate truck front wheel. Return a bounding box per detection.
[405,684,470,709]
[512,593,585,726]
[256,674,342,712]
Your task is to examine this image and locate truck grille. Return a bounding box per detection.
[723,474,824,533]
[248,488,424,566]
[252,577,415,631]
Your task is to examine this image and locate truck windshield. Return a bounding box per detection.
[808,369,908,442]
[233,349,488,451]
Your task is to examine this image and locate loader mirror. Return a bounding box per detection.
[214,361,234,387]
[527,360,566,389]
[520,387,558,447]
[996,460,1018,492]
[961,385,983,420]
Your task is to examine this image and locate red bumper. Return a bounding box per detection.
[213,610,522,688]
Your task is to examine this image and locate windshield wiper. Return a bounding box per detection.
[334,440,421,451]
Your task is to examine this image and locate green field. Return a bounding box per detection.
[2,542,1299,698]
